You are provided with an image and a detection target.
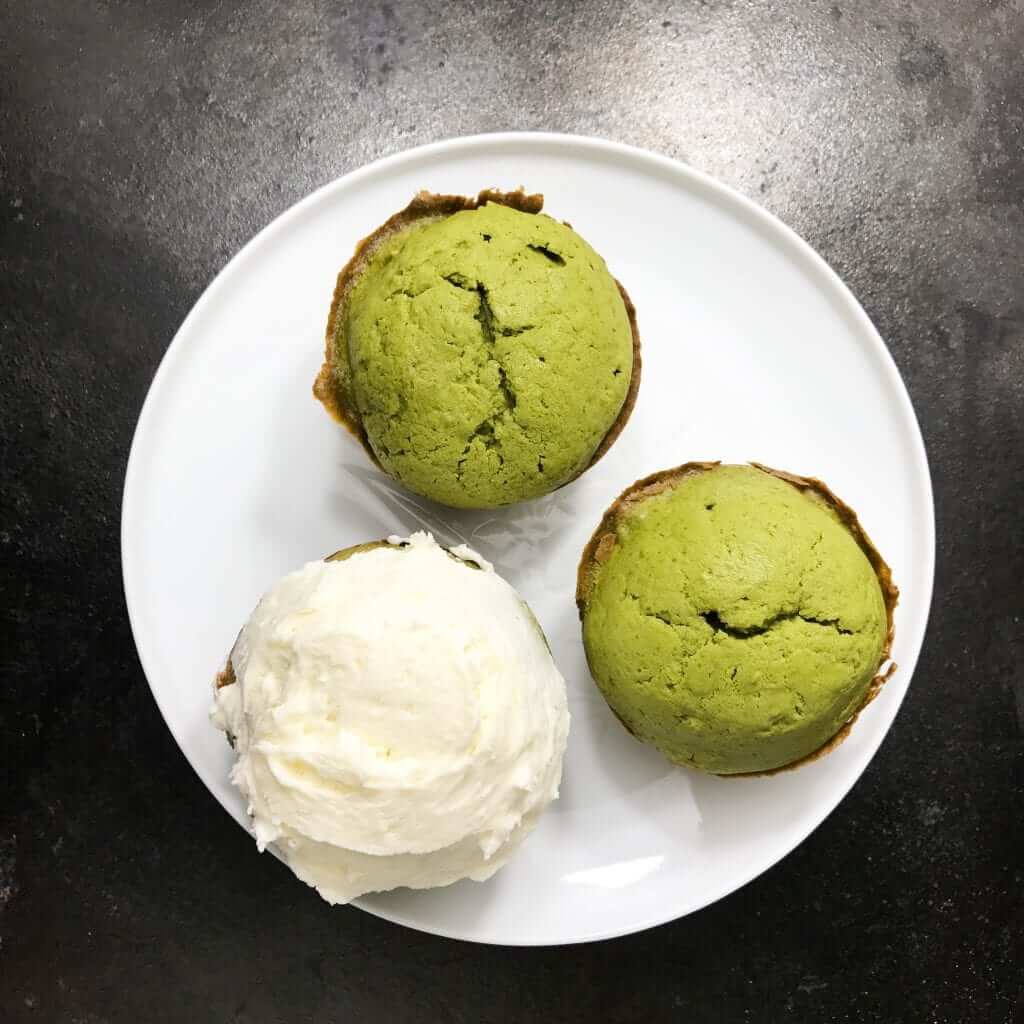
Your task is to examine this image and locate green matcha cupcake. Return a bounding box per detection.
[314,189,641,509]
[576,463,898,776]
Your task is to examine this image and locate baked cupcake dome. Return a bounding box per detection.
[576,463,898,776]
[314,190,641,509]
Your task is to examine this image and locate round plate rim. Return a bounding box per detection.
[121,131,936,945]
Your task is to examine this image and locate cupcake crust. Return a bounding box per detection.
[314,189,641,508]
[576,462,899,776]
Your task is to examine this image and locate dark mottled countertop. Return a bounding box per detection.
[1,1,1021,1021]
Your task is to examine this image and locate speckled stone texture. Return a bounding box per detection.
[1,1,1021,1021]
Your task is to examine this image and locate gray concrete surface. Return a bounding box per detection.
[1,2,1021,1021]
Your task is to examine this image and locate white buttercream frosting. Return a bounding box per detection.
[211,532,569,903]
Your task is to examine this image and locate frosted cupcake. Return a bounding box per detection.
[213,533,569,902]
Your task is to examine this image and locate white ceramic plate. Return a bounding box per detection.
[122,133,934,945]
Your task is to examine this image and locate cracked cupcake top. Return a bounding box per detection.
[576,463,897,775]
[314,190,639,509]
